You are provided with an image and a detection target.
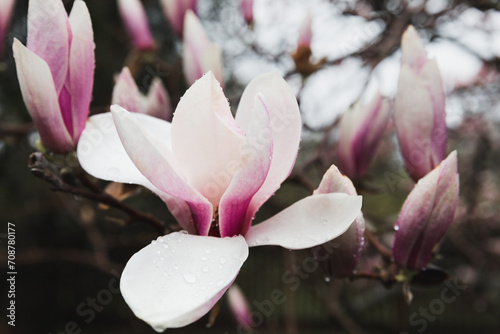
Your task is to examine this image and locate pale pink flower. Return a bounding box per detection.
[77,71,362,331]
[117,0,155,50]
[0,0,16,57]
[160,0,197,36]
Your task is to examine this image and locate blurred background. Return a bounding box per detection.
[1,0,500,333]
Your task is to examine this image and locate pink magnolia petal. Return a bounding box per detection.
[112,67,140,113]
[227,285,252,330]
[13,39,73,153]
[235,72,302,234]
[418,59,447,166]
[245,193,362,250]
[142,78,172,121]
[117,0,155,50]
[77,112,195,233]
[120,232,249,331]
[314,165,357,196]
[219,94,273,237]
[182,10,212,85]
[395,65,435,180]
[27,0,69,93]
[112,105,213,235]
[67,0,95,142]
[241,0,253,24]
[171,72,244,208]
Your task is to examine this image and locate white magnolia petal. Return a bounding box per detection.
[77,112,171,187]
[245,193,362,250]
[120,232,249,331]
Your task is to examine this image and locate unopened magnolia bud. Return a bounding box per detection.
[393,151,459,270]
[312,165,365,278]
[395,25,447,181]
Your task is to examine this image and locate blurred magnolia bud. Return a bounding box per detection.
[0,0,16,57]
[241,0,253,25]
[312,165,365,279]
[160,0,197,36]
[337,92,391,180]
[395,25,447,181]
[182,10,223,86]
[117,0,155,51]
[112,67,172,121]
[227,285,252,331]
[291,12,325,77]
[393,151,459,270]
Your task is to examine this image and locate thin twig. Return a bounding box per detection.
[365,229,393,260]
[28,152,166,234]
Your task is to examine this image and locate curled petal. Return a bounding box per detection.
[27,0,70,93]
[111,105,213,235]
[245,193,362,250]
[77,112,196,233]
[13,39,73,153]
[120,232,249,331]
[393,151,459,270]
[235,72,302,235]
[67,0,95,142]
[219,94,273,237]
[171,72,244,208]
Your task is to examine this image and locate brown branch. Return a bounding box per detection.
[28,152,166,234]
[365,229,393,260]
[0,122,34,138]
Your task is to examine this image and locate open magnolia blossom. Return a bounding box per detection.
[77,71,362,331]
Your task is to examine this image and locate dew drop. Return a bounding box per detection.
[216,280,225,287]
[219,257,227,264]
[173,264,179,270]
[202,266,209,273]
[324,276,331,283]
[151,240,157,246]
[162,244,169,249]
[201,256,207,261]
[205,249,212,254]
[158,238,164,243]
[394,225,400,231]
[183,272,197,284]
[322,219,328,225]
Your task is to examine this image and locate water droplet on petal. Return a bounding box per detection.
[216,280,225,287]
[205,249,212,254]
[220,257,227,264]
[394,225,399,231]
[183,272,197,284]
[201,256,207,261]
[173,264,179,270]
[151,240,157,246]
[322,219,328,225]
[162,244,169,249]
[202,266,209,273]
[324,276,331,283]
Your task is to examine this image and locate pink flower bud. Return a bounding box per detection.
[312,165,365,278]
[297,12,312,49]
[227,285,252,330]
[337,92,391,179]
[13,0,95,153]
[117,0,155,51]
[395,25,447,181]
[0,0,16,57]
[241,0,253,25]
[182,10,223,86]
[393,151,459,270]
[112,67,171,121]
[160,0,197,37]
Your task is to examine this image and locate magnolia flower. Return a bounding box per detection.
[13,0,95,153]
[337,93,391,179]
[393,151,459,270]
[112,67,171,121]
[160,0,197,36]
[77,72,362,331]
[297,12,312,49]
[0,0,16,57]
[117,0,155,51]
[183,10,223,86]
[395,25,447,181]
[241,0,253,25]
[313,165,365,278]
